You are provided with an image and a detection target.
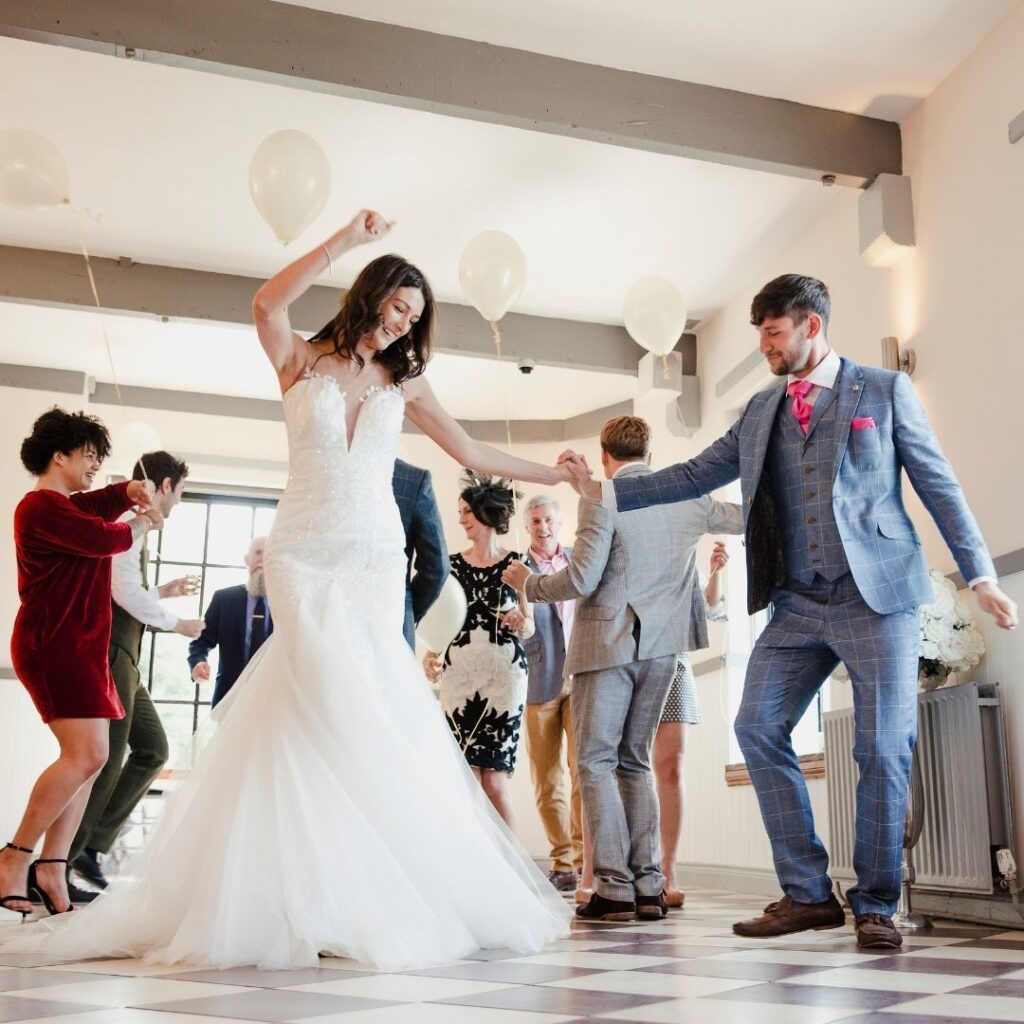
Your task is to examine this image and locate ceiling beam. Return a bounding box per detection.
[0,0,900,187]
[1,362,631,444]
[0,244,696,375]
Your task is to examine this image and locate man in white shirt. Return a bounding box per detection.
[69,451,204,895]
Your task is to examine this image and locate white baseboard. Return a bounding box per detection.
[676,863,780,898]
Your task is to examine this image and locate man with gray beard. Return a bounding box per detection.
[188,536,272,708]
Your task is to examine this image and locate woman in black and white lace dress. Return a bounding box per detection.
[425,473,533,827]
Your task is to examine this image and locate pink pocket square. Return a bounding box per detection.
[851,417,876,430]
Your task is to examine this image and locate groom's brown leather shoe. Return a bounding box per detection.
[855,913,903,948]
[733,893,845,937]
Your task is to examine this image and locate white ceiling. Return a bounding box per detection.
[0,1,1017,416]
[281,0,1018,119]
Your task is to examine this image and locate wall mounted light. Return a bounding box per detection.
[881,336,916,376]
[860,174,916,268]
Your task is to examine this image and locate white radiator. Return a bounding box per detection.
[824,682,1010,895]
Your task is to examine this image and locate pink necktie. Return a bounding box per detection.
[787,379,814,435]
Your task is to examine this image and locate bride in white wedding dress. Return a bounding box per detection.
[3,211,572,970]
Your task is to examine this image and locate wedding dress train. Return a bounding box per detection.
[2,371,569,970]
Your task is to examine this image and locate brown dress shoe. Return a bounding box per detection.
[547,870,578,892]
[733,893,845,937]
[575,892,636,921]
[855,913,903,948]
[636,892,668,919]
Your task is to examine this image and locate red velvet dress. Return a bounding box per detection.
[11,481,135,722]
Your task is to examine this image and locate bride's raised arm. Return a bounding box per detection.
[404,375,571,486]
[252,210,391,391]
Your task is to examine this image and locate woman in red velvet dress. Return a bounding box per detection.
[0,409,161,921]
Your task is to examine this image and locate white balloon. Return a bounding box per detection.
[623,276,688,357]
[249,129,331,244]
[458,230,527,322]
[416,575,468,655]
[113,422,163,476]
[0,129,70,209]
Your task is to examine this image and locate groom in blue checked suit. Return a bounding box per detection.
[564,274,1017,948]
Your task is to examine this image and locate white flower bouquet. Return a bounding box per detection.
[918,569,985,689]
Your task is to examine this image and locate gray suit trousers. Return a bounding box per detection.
[571,654,677,901]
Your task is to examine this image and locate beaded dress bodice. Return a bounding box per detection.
[265,369,408,641]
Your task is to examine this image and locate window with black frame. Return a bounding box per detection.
[138,492,277,765]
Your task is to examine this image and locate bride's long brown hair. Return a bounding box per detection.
[307,254,436,384]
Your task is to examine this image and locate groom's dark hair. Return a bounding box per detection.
[601,416,651,461]
[133,450,189,491]
[308,254,436,385]
[750,274,831,330]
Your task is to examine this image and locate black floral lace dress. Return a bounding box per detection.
[439,552,528,774]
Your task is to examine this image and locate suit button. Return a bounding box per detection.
[805,467,815,474]
[807,516,816,524]
[809,543,819,551]
[805,491,815,499]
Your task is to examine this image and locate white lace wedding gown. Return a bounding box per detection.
[5,371,570,970]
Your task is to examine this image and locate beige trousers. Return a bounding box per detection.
[525,682,583,874]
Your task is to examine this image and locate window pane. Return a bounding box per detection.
[254,506,276,539]
[155,703,198,767]
[159,500,208,564]
[151,562,204,621]
[200,566,249,608]
[206,505,253,566]
[147,632,198,702]
[138,633,153,689]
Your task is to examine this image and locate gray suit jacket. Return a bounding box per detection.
[522,546,572,704]
[525,464,743,677]
[612,359,996,615]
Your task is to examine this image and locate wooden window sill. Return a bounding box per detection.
[725,752,825,787]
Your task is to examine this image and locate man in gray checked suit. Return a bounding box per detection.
[505,416,743,922]
[563,275,1018,947]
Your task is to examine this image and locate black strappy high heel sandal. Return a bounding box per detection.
[0,841,34,923]
[28,857,75,916]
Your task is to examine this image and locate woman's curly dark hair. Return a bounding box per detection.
[307,254,436,384]
[459,470,522,536]
[20,407,112,476]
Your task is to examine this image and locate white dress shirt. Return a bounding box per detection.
[110,511,179,631]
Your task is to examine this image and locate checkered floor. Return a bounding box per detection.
[2,889,1023,1023]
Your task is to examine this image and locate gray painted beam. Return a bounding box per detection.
[0,244,694,375]
[715,349,764,398]
[0,362,85,394]
[0,0,901,186]
[88,377,633,445]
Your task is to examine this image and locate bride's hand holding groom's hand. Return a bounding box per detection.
[555,450,601,499]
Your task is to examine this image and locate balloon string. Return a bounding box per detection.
[489,319,523,555]
[74,211,151,483]
[661,354,670,381]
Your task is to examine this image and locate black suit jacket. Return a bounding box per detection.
[392,459,449,648]
[187,584,250,707]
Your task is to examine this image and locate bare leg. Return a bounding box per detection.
[654,721,686,901]
[0,718,108,915]
[479,769,515,828]
[575,814,596,903]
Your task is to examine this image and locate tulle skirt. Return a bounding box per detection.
[1,563,570,970]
